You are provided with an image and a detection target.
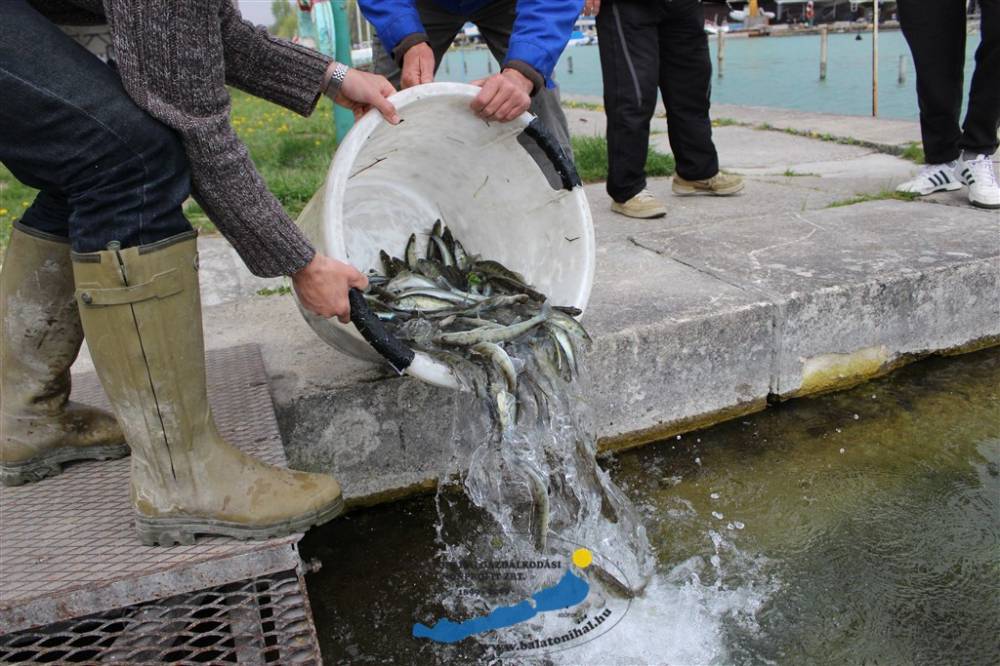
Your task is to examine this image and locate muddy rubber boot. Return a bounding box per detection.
[72,233,344,546]
[0,225,127,486]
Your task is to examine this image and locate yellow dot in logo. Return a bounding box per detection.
[572,548,593,569]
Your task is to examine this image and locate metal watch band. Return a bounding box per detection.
[325,62,349,97]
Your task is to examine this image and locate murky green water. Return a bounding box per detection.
[301,348,1000,664]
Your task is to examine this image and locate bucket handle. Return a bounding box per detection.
[522,118,582,191]
[348,288,415,374]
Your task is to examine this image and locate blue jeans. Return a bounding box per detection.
[0,1,193,253]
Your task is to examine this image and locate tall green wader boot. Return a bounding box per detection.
[1,225,127,486]
[72,233,345,546]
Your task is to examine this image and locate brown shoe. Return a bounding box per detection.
[610,189,668,219]
[672,172,745,196]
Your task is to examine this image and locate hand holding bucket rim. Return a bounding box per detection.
[293,83,594,372]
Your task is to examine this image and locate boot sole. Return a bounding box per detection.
[903,182,962,196]
[672,182,745,196]
[134,495,346,546]
[970,198,1000,209]
[0,442,130,487]
[610,205,667,219]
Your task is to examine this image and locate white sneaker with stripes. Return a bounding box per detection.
[954,154,1000,210]
[896,161,962,196]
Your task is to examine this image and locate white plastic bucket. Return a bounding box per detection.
[295,82,595,363]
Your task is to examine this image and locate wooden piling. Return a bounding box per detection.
[872,1,879,117]
[819,25,828,80]
[717,30,725,79]
[898,54,906,84]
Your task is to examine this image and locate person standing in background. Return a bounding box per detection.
[895,0,999,209]
[587,0,743,220]
[359,0,580,157]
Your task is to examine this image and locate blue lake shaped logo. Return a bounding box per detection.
[412,538,630,654]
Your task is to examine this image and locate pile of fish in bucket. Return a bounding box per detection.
[364,222,654,597]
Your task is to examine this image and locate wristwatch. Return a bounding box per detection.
[324,62,349,97]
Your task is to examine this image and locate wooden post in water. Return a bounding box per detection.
[819,25,828,80]
[354,4,363,47]
[487,59,493,74]
[568,56,574,74]
[898,54,906,84]
[717,29,725,79]
[872,0,879,117]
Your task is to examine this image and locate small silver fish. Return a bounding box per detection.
[514,460,549,552]
[435,307,550,346]
[548,310,592,343]
[391,294,456,311]
[472,342,518,394]
[453,238,471,271]
[404,233,419,269]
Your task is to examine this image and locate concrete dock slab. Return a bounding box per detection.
[72,192,994,507]
[68,109,998,507]
[563,98,923,153]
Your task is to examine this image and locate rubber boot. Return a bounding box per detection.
[1,225,127,486]
[71,233,344,546]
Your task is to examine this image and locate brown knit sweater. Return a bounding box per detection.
[30,0,332,277]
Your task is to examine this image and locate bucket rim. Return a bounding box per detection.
[320,82,537,263]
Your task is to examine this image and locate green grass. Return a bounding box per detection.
[572,135,675,184]
[711,117,742,127]
[0,89,338,252]
[256,284,292,297]
[826,188,919,208]
[562,99,605,112]
[900,142,925,164]
[0,170,39,251]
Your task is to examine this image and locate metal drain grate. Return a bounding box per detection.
[0,344,323,662]
[0,568,320,664]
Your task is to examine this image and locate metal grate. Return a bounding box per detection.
[59,25,114,60]
[0,345,322,662]
[0,568,320,664]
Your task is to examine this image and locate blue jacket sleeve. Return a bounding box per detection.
[358,0,425,57]
[505,0,583,88]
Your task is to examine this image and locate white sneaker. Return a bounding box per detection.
[896,161,962,195]
[954,154,1000,209]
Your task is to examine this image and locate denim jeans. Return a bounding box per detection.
[0,1,193,253]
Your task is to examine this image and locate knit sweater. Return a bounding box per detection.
[29,0,332,277]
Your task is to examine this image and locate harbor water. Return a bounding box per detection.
[436,29,981,121]
[300,348,1000,664]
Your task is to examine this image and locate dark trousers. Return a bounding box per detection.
[0,1,192,253]
[371,0,572,157]
[898,0,999,163]
[596,0,718,202]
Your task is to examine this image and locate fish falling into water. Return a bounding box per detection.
[363,221,654,596]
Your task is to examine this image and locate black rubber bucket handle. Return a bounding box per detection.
[523,117,582,191]
[348,288,415,374]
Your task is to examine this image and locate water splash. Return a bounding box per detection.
[398,319,655,598]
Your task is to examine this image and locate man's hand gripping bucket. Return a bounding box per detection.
[295,83,595,389]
